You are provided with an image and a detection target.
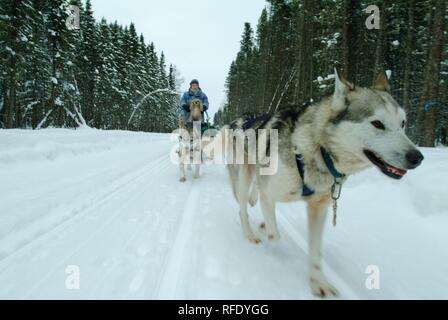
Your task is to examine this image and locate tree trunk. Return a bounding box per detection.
[6,72,17,128]
[402,0,416,141]
[373,0,390,82]
[0,80,8,128]
[295,0,313,103]
[341,0,356,80]
[402,0,415,115]
[441,128,447,146]
[418,0,445,147]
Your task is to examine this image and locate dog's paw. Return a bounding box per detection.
[248,197,258,207]
[179,177,187,183]
[310,277,339,298]
[249,237,261,245]
[268,233,280,241]
[245,232,261,245]
[259,223,266,234]
[259,223,280,241]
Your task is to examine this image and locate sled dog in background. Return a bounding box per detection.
[224,69,424,297]
[178,99,204,182]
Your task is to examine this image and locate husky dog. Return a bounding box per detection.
[224,70,424,297]
[179,99,204,182]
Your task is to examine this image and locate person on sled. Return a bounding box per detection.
[180,79,209,124]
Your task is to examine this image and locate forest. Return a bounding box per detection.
[0,0,180,132]
[1,0,447,146]
[215,0,447,147]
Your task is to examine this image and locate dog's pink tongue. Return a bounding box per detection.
[386,164,407,176]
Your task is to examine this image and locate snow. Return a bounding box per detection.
[5,46,15,56]
[0,129,447,299]
[386,70,392,79]
[316,74,335,85]
[392,40,400,46]
[63,83,76,91]
[322,33,340,48]
[54,97,63,106]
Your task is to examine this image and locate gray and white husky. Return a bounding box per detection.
[179,99,204,182]
[224,70,424,297]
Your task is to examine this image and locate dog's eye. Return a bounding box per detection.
[401,120,406,129]
[371,120,385,130]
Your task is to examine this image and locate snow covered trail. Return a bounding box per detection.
[0,129,448,299]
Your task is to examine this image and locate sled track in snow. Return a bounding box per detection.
[156,180,202,299]
[21,154,172,298]
[85,158,175,299]
[0,152,170,269]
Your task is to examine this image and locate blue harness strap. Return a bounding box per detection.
[296,154,315,197]
[295,146,346,197]
[320,147,345,179]
[242,114,272,131]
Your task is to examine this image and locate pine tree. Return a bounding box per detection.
[76,0,98,126]
[96,18,115,129]
[0,0,37,128]
[219,0,447,146]
[1,0,180,132]
[255,8,270,110]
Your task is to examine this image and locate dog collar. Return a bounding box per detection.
[320,146,345,179]
[296,147,346,226]
[320,147,347,227]
[320,146,346,204]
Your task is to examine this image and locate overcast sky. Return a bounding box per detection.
[90,0,267,116]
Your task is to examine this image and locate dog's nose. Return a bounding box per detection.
[406,149,424,169]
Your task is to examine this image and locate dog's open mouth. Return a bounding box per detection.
[363,150,407,180]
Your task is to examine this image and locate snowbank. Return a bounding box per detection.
[0,128,167,165]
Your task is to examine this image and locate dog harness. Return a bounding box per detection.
[296,147,346,226]
[295,154,315,197]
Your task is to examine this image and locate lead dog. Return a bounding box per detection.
[224,70,424,297]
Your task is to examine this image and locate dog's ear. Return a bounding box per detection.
[334,68,355,95]
[373,70,391,92]
[332,67,354,111]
